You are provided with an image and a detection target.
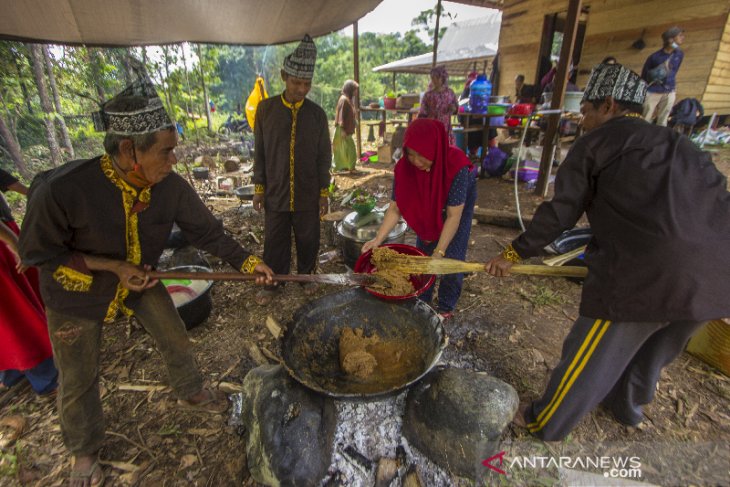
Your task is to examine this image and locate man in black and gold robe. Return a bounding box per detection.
[253,34,332,305]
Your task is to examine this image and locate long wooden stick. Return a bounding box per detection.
[146,270,376,286]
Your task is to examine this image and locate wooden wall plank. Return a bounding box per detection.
[497,0,729,112]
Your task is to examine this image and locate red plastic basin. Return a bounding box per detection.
[509,103,535,116]
[354,243,435,301]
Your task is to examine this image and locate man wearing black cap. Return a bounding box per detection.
[19,66,274,485]
[484,63,730,441]
[641,26,685,126]
[252,34,332,305]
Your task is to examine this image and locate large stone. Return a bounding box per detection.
[241,365,337,487]
[402,367,518,479]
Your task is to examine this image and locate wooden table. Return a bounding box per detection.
[360,107,418,129]
[457,112,540,149]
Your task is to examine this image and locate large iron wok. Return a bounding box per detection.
[280,289,447,399]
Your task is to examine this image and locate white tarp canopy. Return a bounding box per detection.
[373,11,501,75]
[0,0,383,46]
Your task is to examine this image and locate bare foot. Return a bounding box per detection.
[70,454,104,487]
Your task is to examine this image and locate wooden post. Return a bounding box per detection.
[354,21,362,160]
[432,0,442,68]
[535,0,582,197]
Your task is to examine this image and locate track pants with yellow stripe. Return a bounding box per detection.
[525,316,705,441]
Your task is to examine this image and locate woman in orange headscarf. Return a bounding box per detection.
[362,119,477,318]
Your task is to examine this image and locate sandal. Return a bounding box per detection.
[70,459,105,487]
[177,388,229,414]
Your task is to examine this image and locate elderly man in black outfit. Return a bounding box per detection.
[20,66,273,486]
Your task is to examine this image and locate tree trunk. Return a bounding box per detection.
[195,44,213,133]
[0,94,30,179]
[42,45,74,159]
[89,48,106,102]
[28,44,62,167]
[11,49,34,114]
[161,46,177,122]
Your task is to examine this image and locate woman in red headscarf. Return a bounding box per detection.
[362,119,477,318]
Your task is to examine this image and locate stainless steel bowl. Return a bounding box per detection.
[336,211,407,268]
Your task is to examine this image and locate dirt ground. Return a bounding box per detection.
[1,144,729,486]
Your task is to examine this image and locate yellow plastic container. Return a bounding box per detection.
[686,319,730,376]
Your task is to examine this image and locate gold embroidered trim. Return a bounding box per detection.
[281,94,303,212]
[53,265,93,292]
[319,188,329,197]
[624,112,643,119]
[241,255,262,274]
[100,154,146,322]
[254,184,265,195]
[502,244,522,263]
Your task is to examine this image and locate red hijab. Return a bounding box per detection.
[394,119,472,241]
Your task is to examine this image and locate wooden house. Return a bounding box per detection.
[494,0,730,115]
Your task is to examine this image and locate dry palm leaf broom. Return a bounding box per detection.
[375,254,588,278]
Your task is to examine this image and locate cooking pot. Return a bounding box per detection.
[280,288,447,398]
[162,265,214,330]
[337,211,407,269]
[234,185,255,202]
[192,167,209,180]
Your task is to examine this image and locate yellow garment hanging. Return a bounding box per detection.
[245,76,268,130]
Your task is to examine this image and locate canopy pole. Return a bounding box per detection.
[432,0,442,68]
[536,0,582,197]
[354,21,362,161]
[392,72,396,92]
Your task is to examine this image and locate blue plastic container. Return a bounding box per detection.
[469,75,492,114]
[453,127,466,151]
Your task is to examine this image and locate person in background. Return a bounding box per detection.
[0,169,57,397]
[418,65,459,144]
[484,63,729,441]
[542,65,580,95]
[641,27,684,126]
[362,119,477,319]
[514,74,537,104]
[20,67,273,487]
[252,34,331,305]
[332,79,359,173]
[458,70,485,157]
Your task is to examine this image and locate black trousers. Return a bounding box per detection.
[263,210,320,278]
[525,316,705,441]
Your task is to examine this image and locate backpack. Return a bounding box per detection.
[646,53,674,86]
[669,98,704,127]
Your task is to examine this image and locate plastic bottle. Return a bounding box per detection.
[469,75,492,114]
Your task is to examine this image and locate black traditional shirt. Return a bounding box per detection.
[19,155,261,322]
[512,116,730,322]
[253,94,331,212]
